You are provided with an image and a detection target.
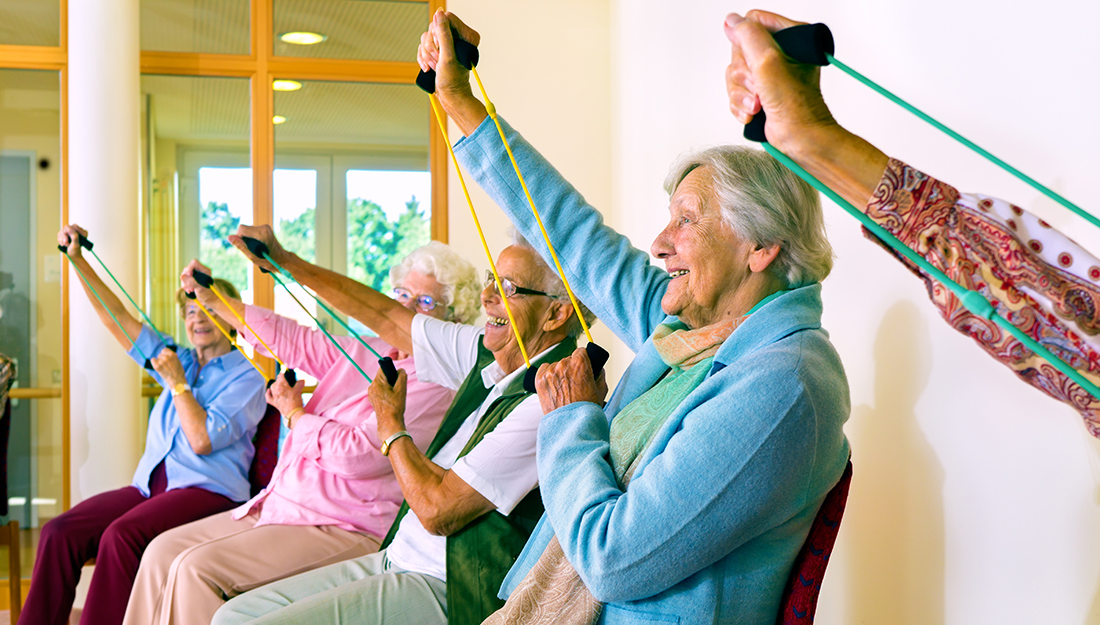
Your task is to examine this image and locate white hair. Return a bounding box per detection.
[664,146,833,288]
[508,227,597,338]
[390,241,481,324]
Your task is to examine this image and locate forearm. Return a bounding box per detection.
[70,255,143,347]
[172,392,213,455]
[776,122,889,209]
[439,95,488,137]
[386,437,489,536]
[199,291,245,333]
[282,254,416,354]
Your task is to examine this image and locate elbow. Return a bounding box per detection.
[417,504,466,537]
[190,440,213,456]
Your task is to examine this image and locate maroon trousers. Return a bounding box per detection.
[20,463,235,625]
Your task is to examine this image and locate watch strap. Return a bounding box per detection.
[381,430,412,456]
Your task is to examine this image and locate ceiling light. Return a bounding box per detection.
[279,32,326,46]
[273,115,287,124]
[273,80,302,92]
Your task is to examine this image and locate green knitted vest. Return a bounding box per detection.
[380,336,577,625]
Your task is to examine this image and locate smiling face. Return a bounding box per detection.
[481,245,569,373]
[650,167,763,329]
[396,270,451,321]
[181,302,233,351]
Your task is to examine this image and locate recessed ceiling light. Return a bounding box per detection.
[273,115,287,124]
[273,80,302,92]
[279,32,326,46]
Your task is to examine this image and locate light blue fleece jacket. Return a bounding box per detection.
[455,116,851,625]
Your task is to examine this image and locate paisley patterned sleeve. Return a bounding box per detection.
[865,158,1100,436]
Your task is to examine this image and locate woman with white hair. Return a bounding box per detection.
[419,11,850,624]
[123,241,479,625]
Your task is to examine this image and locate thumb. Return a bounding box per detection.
[744,9,805,34]
[433,10,457,66]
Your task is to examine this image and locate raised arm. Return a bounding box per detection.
[180,259,245,333]
[724,10,888,207]
[227,225,416,355]
[58,224,145,351]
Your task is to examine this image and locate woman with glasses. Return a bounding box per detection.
[123,241,478,625]
[24,226,267,625]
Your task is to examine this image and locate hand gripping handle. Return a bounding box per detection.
[378,356,399,386]
[57,233,94,253]
[522,342,610,394]
[191,269,215,289]
[240,236,273,274]
[742,23,834,143]
[416,32,480,94]
[267,368,297,389]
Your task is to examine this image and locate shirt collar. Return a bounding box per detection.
[479,342,564,390]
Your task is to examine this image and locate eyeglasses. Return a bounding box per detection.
[483,270,556,299]
[393,288,442,313]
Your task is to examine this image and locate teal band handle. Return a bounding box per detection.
[762,143,1100,402]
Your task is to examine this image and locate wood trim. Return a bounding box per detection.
[7,388,62,400]
[140,52,255,77]
[0,45,65,69]
[429,0,448,243]
[61,60,70,512]
[251,0,276,379]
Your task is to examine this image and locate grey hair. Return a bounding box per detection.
[508,227,598,338]
[663,146,833,288]
[390,241,481,324]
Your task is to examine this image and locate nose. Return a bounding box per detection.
[400,298,419,313]
[481,282,499,307]
[651,223,674,259]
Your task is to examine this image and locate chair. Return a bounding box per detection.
[775,459,853,625]
[248,404,282,497]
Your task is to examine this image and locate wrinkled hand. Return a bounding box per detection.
[150,348,186,388]
[228,224,290,274]
[368,369,408,442]
[266,374,305,420]
[724,10,836,153]
[535,348,609,414]
[57,224,89,259]
[417,9,484,123]
[180,259,217,308]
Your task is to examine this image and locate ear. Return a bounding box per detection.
[541,299,575,333]
[748,243,781,274]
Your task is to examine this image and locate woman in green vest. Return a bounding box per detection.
[212,225,595,625]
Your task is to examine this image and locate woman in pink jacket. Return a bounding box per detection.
[123,240,481,625]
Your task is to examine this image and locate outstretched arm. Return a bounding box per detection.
[58,224,144,350]
[227,224,417,355]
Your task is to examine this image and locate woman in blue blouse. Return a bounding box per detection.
[420,12,851,624]
[21,225,266,625]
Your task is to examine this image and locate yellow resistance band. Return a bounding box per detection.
[470,67,595,345]
[206,285,289,371]
[189,296,271,382]
[428,92,531,367]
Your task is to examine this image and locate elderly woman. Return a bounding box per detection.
[23,225,267,625]
[724,10,1100,433]
[419,11,850,624]
[209,226,593,625]
[123,241,476,625]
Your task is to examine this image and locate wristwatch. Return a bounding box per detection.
[171,382,191,397]
[380,430,412,456]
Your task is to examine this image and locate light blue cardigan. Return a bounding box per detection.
[455,117,851,625]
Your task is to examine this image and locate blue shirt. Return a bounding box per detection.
[126,325,267,501]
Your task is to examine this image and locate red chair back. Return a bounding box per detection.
[776,459,853,625]
[248,404,281,497]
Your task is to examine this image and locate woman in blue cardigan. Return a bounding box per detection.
[419,11,851,624]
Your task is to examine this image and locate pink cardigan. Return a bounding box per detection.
[232,306,454,537]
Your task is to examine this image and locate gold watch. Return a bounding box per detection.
[171,382,191,397]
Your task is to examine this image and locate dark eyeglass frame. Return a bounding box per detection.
[392,288,442,313]
[484,270,556,299]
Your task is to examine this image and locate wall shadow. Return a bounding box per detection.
[847,301,945,624]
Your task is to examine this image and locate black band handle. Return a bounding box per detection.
[266,368,297,389]
[57,233,94,253]
[144,342,180,369]
[523,342,609,394]
[192,269,214,289]
[416,31,480,94]
[378,357,399,386]
[240,236,273,274]
[743,23,834,143]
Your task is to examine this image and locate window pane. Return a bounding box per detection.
[346,170,431,291]
[0,0,60,47]
[0,69,63,576]
[274,0,428,61]
[141,0,250,55]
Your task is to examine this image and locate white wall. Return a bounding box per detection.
[448,0,1100,623]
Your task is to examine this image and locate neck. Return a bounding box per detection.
[195,341,233,366]
[692,275,785,329]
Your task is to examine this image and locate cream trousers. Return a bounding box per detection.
[122,510,380,625]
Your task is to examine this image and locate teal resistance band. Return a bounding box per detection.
[824,54,1098,230]
[745,23,1100,402]
[765,142,1100,401]
[239,237,398,385]
[61,249,151,366]
[84,244,174,343]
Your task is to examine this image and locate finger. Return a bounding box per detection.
[744,9,805,33]
[293,379,305,393]
[445,12,481,47]
[432,11,456,66]
[265,385,275,405]
[395,369,408,394]
[74,224,88,237]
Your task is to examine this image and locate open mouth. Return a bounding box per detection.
[486,315,509,328]
[669,269,689,278]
